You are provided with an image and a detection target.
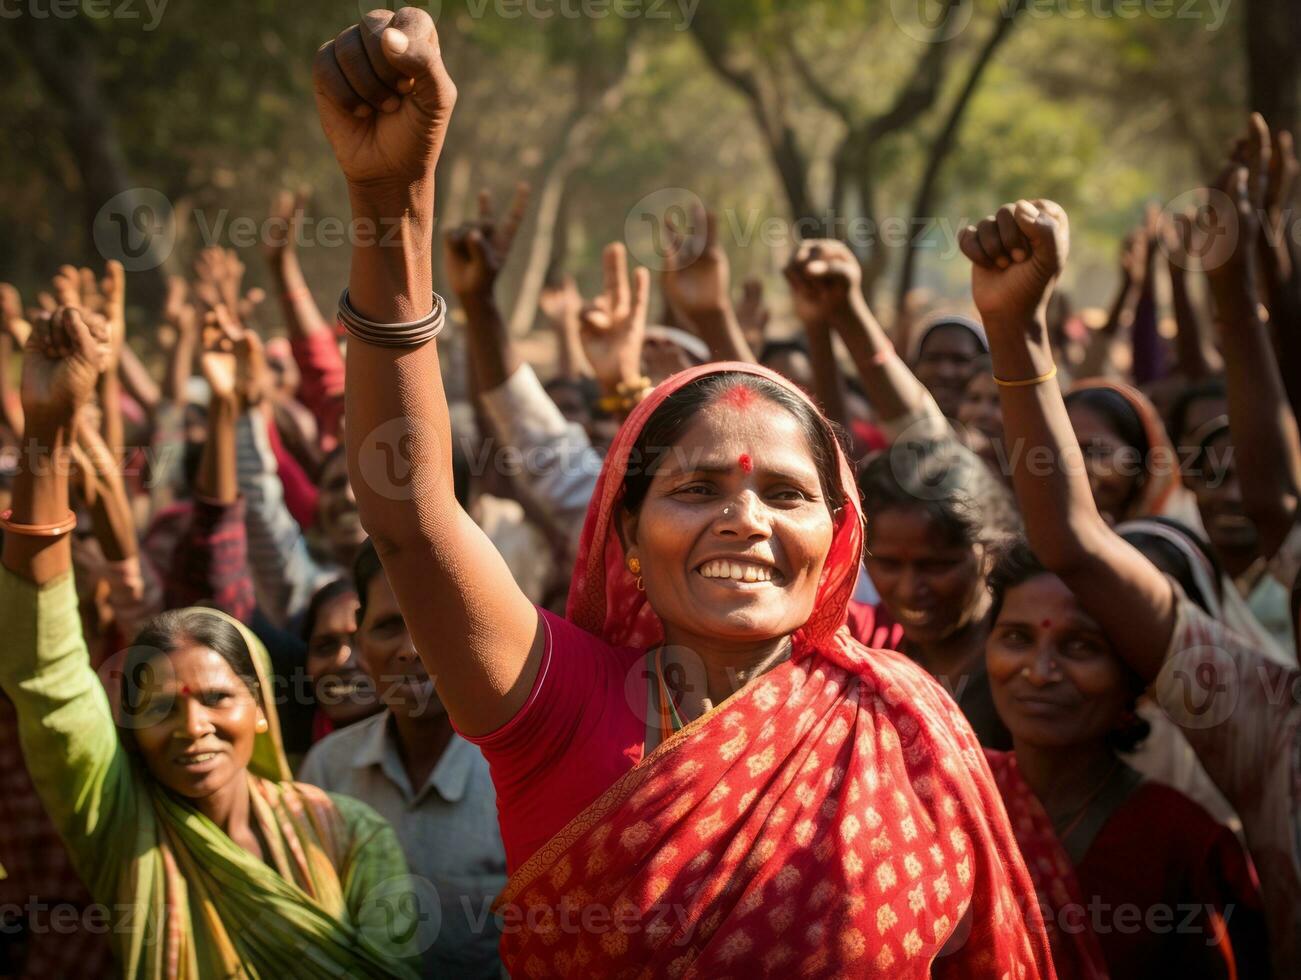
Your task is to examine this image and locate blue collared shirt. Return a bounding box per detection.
[299,712,508,978]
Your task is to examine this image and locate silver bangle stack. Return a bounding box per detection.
[337,287,447,348]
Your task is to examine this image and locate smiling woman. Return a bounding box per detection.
[0,307,421,978]
[313,9,1055,975]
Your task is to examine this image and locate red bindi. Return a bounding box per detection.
[1040,620,1052,629]
[180,684,192,696]
[738,453,753,473]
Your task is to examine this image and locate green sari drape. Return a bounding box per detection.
[0,569,420,979]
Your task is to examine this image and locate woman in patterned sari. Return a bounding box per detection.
[313,9,1054,977]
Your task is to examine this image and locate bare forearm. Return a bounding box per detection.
[2,417,73,584]
[79,426,138,561]
[270,249,331,338]
[1212,282,1301,549]
[196,396,239,504]
[1168,266,1217,379]
[836,296,930,424]
[555,317,590,380]
[118,343,161,413]
[0,334,21,438]
[461,292,520,395]
[684,305,756,364]
[988,317,1099,567]
[98,370,124,459]
[804,321,848,429]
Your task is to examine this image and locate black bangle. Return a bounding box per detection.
[337,287,447,348]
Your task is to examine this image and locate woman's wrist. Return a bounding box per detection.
[346,183,436,324]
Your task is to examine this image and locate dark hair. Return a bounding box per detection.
[1119,517,1223,615]
[987,540,1149,752]
[620,372,846,514]
[1064,387,1150,459]
[301,578,358,643]
[124,610,262,719]
[917,317,988,356]
[352,537,385,628]
[1166,378,1226,446]
[859,439,1020,553]
[758,338,810,364]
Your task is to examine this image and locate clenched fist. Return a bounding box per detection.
[313,8,456,198]
[959,200,1069,327]
[21,307,112,429]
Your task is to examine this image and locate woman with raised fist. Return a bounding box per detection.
[0,304,420,978]
[318,10,1052,976]
[960,199,1271,978]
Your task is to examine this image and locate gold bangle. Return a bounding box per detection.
[993,364,1058,388]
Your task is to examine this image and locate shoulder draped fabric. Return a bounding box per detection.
[120,608,417,979]
[985,751,1110,980]
[495,362,1055,977]
[0,570,418,980]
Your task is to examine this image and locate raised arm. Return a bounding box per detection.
[960,200,1175,682]
[579,242,651,422]
[661,208,755,364]
[0,305,138,895]
[1164,211,1221,380]
[1076,230,1146,380]
[444,184,530,395]
[785,239,944,437]
[540,275,593,381]
[1205,118,1301,556]
[314,8,541,736]
[0,284,29,438]
[265,190,346,448]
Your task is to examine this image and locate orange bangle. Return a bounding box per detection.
[0,509,78,537]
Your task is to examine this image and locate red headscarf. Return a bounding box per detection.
[500,364,1055,978]
[566,362,861,659]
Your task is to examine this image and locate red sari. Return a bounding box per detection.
[494,363,1054,978]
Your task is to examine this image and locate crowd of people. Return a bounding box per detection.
[1,7,1298,978]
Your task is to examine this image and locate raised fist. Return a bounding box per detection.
[782,239,861,328]
[442,184,529,301]
[960,200,1070,327]
[313,8,457,196]
[201,305,266,408]
[662,207,731,320]
[579,242,650,391]
[21,307,112,427]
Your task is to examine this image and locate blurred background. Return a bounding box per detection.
[0,0,1296,348]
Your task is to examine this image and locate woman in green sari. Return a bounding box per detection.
[0,306,419,978]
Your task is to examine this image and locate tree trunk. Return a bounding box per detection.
[13,16,169,313]
[895,0,1026,341]
[507,68,636,336]
[1246,0,1301,141]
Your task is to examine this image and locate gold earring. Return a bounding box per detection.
[627,556,641,575]
[255,717,269,733]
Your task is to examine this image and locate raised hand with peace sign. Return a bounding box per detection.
[579,242,650,409]
[443,183,530,303]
